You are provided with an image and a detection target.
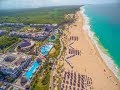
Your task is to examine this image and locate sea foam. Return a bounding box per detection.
[80,6,120,80]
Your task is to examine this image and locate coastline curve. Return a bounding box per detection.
[80,6,120,80]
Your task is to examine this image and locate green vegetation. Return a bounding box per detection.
[0,5,80,24]
[0,36,19,52]
[31,61,50,90]
[0,26,12,31]
[0,5,81,89]
[48,38,61,58]
[20,26,42,32]
[20,26,32,32]
[48,35,59,42]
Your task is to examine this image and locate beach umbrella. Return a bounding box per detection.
[66,81,69,84]
[77,83,80,87]
[62,80,65,83]
[73,87,75,90]
[61,84,64,87]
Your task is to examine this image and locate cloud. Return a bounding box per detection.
[50,0,118,4]
[0,0,119,10]
[51,0,61,3]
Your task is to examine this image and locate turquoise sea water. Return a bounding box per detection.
[84,4,120,70]
[24,61,40,80]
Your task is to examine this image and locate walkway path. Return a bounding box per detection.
[49,37,64,90]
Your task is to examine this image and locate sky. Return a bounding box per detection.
[0,0,119,9]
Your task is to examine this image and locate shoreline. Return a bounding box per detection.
[60,8,120,89]
[80,6,120,80]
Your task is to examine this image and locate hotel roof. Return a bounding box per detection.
[19,40,31,48]
[0,53,30,70]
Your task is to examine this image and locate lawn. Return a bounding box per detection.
[47,37,61,59]
[32,72,50,90]
[0,36,19,52]
[31,61,51,90]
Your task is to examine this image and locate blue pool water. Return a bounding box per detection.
[24,61,40,80]
[48,35,57,42]
[40,44,53,56]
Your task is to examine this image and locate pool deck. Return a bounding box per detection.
[24,60,41,80]
[13,59,42,89]
[39,44,53,56]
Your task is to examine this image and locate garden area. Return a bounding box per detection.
[0,36,20,53]
[19,26,42,33]
[47,37,61,59]
[30,61,51,90]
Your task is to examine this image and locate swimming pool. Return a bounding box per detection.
[13,87,18,90]
[24,61,40,80]
[40,44,53,56]
[48,35,56,42]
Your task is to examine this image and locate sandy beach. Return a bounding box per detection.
[60,11,120,90]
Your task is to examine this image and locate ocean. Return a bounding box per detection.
[82,3,120,79]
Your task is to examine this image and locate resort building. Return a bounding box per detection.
[1,23,57,28]
[44,25,53,32]
[18,39,35,51]
[9,31,50,41]
[0,30,6,36]
[0,53,32,78]
[32,31,50,41]
[2,23,24,27]
[52,29,60,35]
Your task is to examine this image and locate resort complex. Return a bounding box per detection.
[0,18,62,90]
[0,53,32,78]
[0,19,60,90]
[0,3,120,90]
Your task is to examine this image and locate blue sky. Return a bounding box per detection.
[0,0,119,9]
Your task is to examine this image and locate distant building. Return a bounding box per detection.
[18,39,35,51]
[19,40,31,48]
[0,53,32,78]
[0,30,6,36]
[4,55,16,62]
[0,23,57,28]
[2,23,24,27]
[9,31,50,41]
[44,25,53,32]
